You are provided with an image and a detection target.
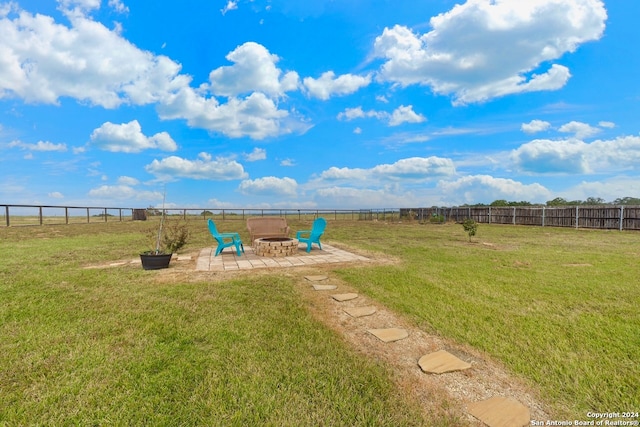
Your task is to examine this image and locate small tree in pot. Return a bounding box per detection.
[140,191,190,270]
[140,217,190,270]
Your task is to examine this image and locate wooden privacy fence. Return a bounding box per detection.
[402,206,640,231]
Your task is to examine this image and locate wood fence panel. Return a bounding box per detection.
[578,207,620,229]
[515,207,544,226]
[623,207,640,230]
[490,207,512,224]
[542,207,576,227]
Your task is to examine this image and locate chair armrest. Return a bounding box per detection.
[296,230,310,238]
[219,232,240,238]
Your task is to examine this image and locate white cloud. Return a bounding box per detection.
[238,176,298,197]
[244,147,267,162]
[337,107,385,121]
[512,138,590,174]
[319,156,456,183]
[337,105,425,126]
[117,176,139,185]
[221,1,237,15]
[598,121,615,129]
[208,42,299,98]
[9,140,67,151]
[314,186,415,209]
[373,0,606,104]
[303,71,371,100]
[48,191,64,199]
[521,119,551,134]
[89,120,177,153]
[107,0,129,14]
[88,184,162,201]
[438,175,551,205]
[157,87,307,140]
[388,105,426,126]
[145,152,248,181]
[280,158,295,166]
[512,135,640,174]
[320,166,370,181]
[58,0,101,14]
[373,157,454,179]
[0,5,187,108]
[0,8,311,139]
[559,176,640,202]
[558,120,600,138]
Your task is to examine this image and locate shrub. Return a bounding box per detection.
[462,218,478,242]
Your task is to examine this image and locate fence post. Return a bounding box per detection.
[39,206,43,225]
[5,206,10,226]
[542,207,545,227]
[65,207,69,224]
[575,206,579,229]
[619,206,624,231]
[104,208,108,222]
[513,207,516,225]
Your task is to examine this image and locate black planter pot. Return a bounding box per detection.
[140,253,172,270]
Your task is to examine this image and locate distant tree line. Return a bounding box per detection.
[462,196,640,207]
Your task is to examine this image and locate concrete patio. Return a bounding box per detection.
[196,243,370,271]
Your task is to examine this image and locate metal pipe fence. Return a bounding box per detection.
[3,204,640,231]
[0,205,400,227]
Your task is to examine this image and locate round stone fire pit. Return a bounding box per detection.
[254,237,299,257]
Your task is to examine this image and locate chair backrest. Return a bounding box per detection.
[311,217,327,238]
[207,219,221,238]
[246,217,288,233]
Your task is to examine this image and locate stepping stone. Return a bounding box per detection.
[367,328,408,343]
[418,350,472,374]
[305,275,328,281]
[344,306,377,318]
[312,284,338,291]
[331,293,358,302]
[467,397,530,427]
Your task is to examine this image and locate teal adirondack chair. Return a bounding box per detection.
[296,217,327,253]
[207,219,244,256]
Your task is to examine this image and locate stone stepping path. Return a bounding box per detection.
[367,328,409,343]
[312,273,532,424]
[305,275,329,281]
[467,396,530,427]
[305,275,338,290]
[312,284,338,290]
[343,306,377,318]
[331,293,359,302]
[418,350,471,374]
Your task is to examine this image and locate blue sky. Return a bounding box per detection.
[1,0,639,209]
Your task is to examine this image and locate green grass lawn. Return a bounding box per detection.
[0,221,439,426]
[1,219,638,423]
[331,221,640,418]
